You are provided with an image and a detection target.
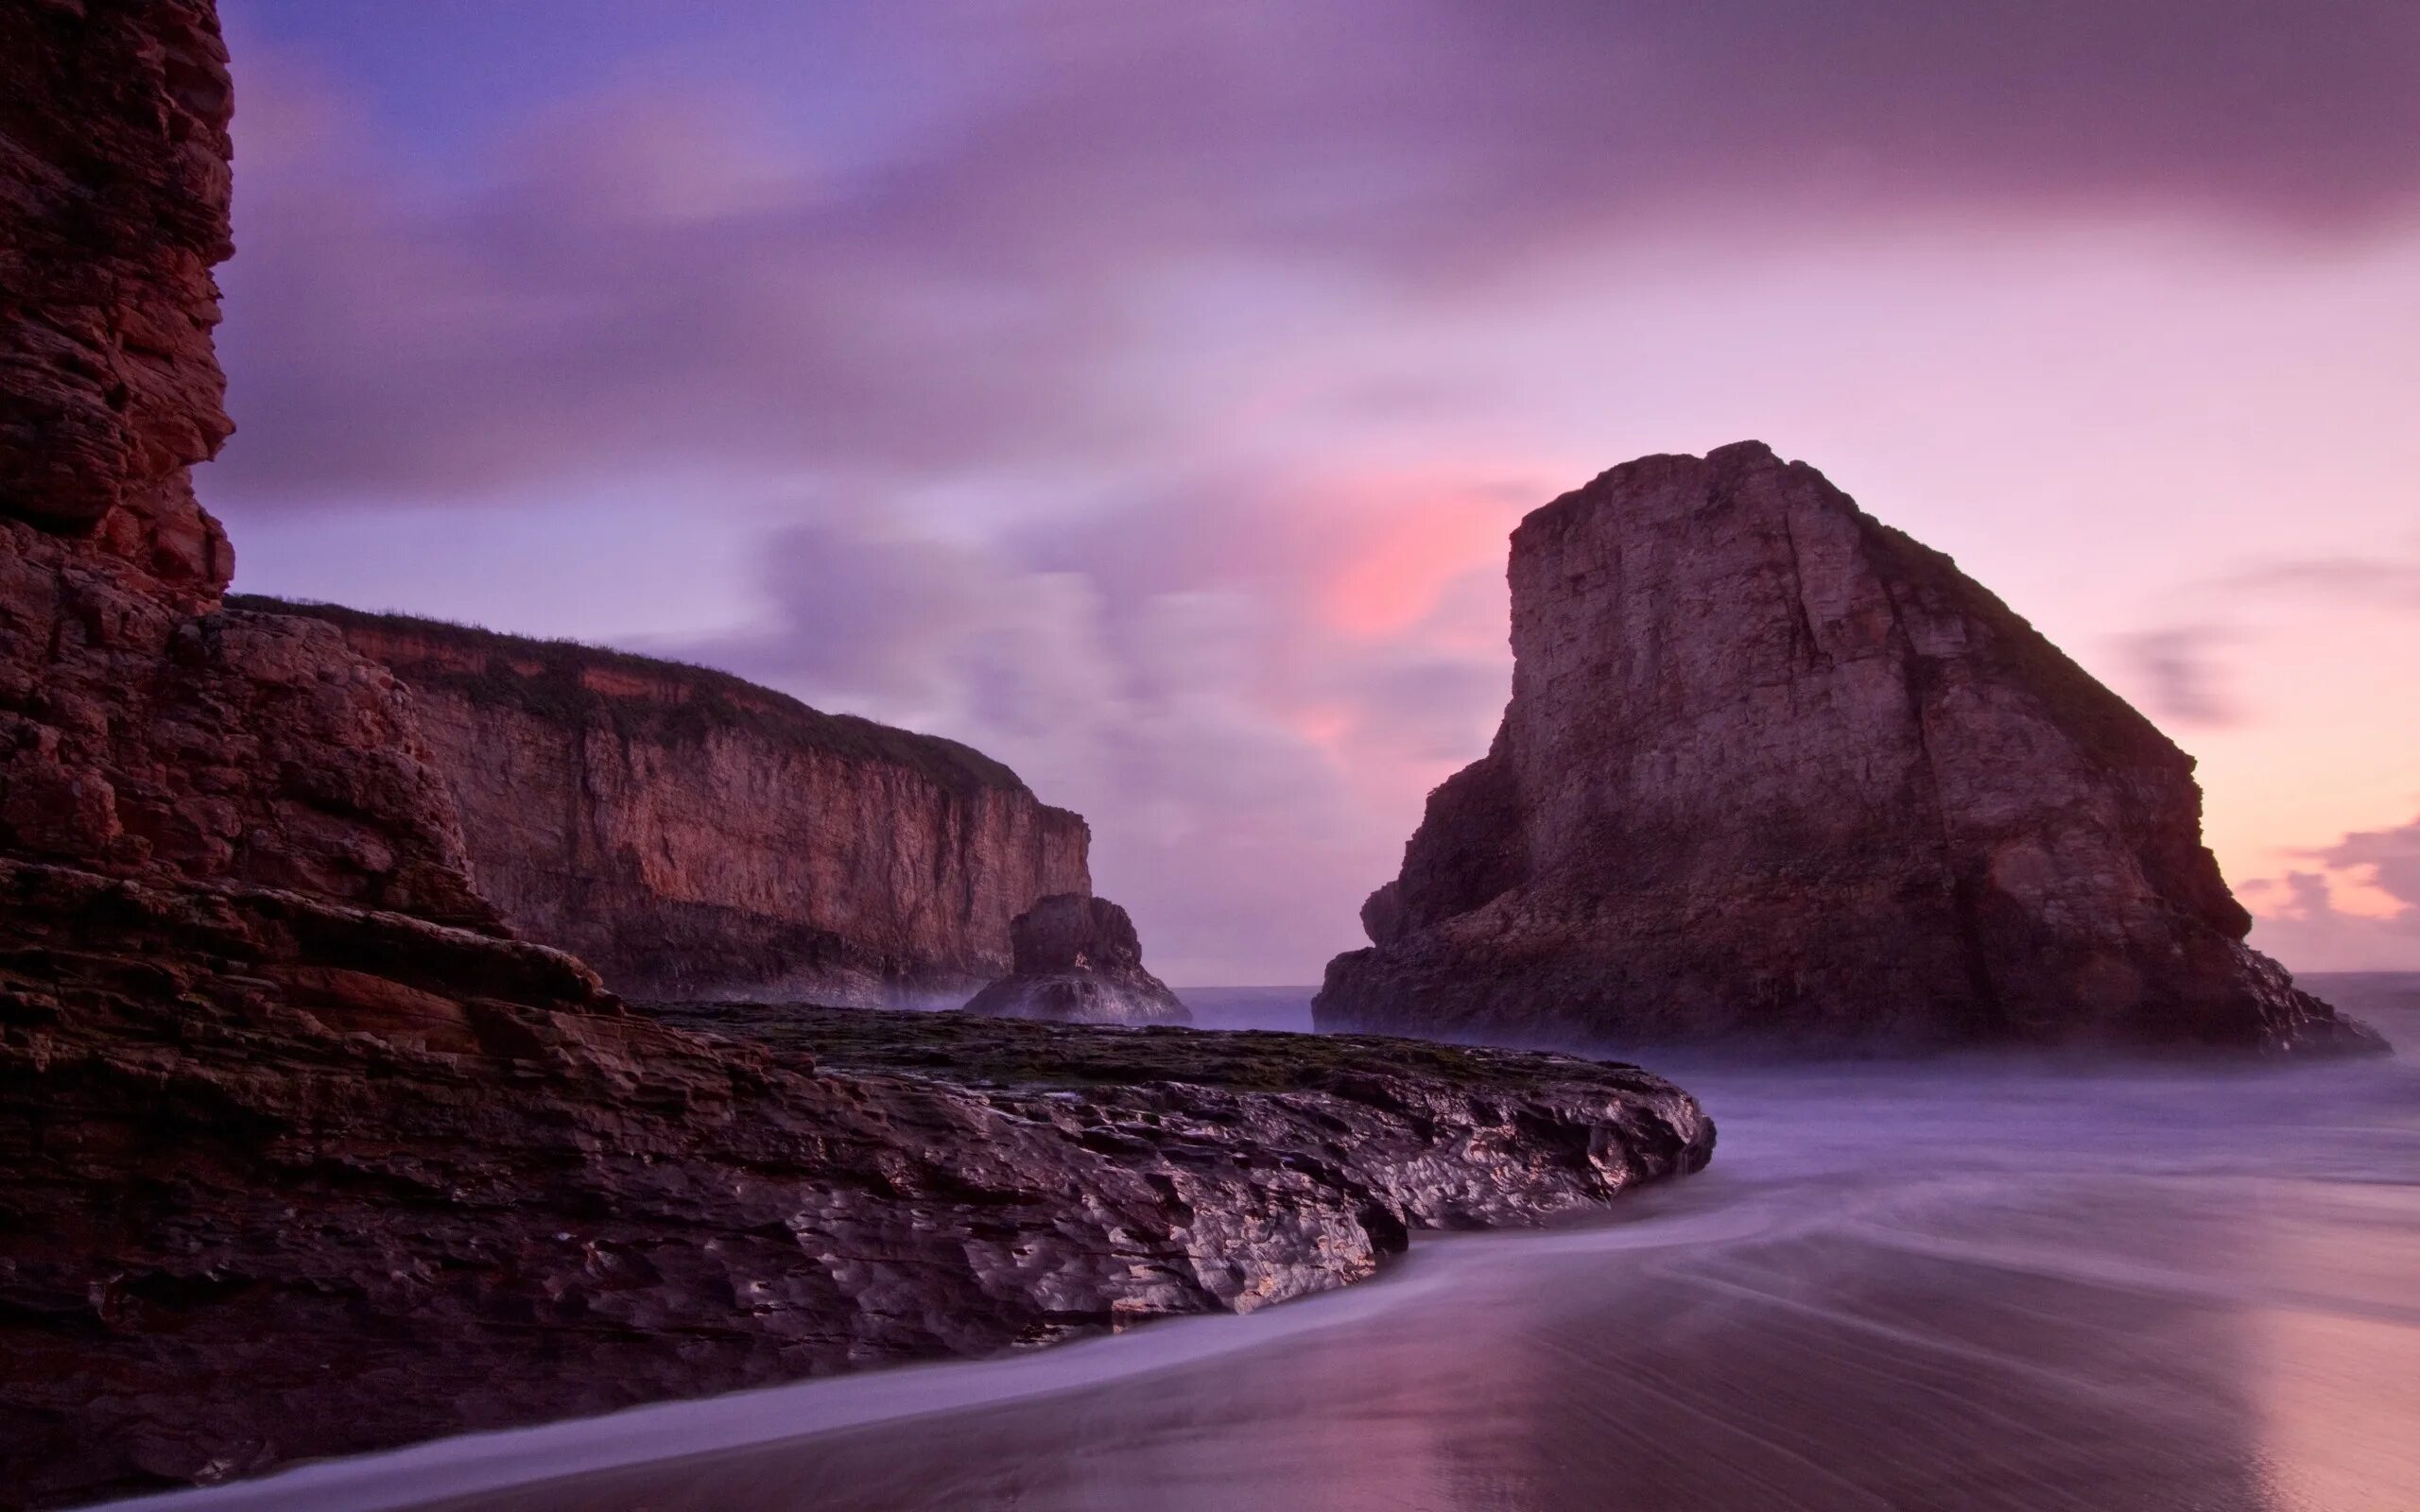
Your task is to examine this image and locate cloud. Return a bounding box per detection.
[2114,627,2240,727]
[203,2,2420,982]
[209,1,2420,506]
[212,74,1144,505]
[2241,816,2420,971]
[2223,555,2420,610]
[668,482,1512,984]
[2112,544,2420,727]
[2316,816,2420,917]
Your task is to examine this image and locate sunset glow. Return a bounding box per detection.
[210,0,2420,982]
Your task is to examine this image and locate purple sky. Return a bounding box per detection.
[208,1,2420,983]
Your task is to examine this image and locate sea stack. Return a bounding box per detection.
[963,893,1192,1025]
[1317,442,2384,1054]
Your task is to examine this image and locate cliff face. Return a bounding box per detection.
[245,602,1094,1005]
[1318,443,2383,1054]
[0,0,233,604]
[0,0,493,929]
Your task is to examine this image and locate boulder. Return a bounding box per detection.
[963,893,1192,1024]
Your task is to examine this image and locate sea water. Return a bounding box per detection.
[99,982,2420,1512]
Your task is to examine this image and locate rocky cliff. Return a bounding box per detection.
[0,9,1709,1505]
[0,0,493,930]
[1319,443,2384,1054]
[243,601,1092,1005]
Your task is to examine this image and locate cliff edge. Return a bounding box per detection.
[241,599,1092,1005]
[1317,443,2384,1055]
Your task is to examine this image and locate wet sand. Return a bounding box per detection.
[99,985,2420,1512]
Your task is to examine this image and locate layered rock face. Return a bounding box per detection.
[1319,443,2382,1054]
[251,602,1092,1005]
[0,2,495,930]
[1,0,233,603]
[963,892,1192,1024]
[1,865,1708,1506]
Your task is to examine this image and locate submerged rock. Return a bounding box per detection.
[962,893,1192,1024]
[1318,443,2385,1055]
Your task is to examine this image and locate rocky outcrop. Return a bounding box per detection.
[0,1,494,931]
[963,892,1192,1024]
[0,0,233,607]
[0,10,1710,1507]
[245,601,1092,1005]
[1319,443,2384,1055]
[0,870,1709,1505]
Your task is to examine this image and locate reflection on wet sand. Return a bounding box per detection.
[99,994,2420,1512]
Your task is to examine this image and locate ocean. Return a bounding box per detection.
[99,977,2420,1512]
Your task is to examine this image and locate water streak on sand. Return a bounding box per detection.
[95,987,2420,1512]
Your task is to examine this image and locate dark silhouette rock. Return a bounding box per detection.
[1318,443,2385,1056]
[963,892,1192,1024]
[249,599,1093,1005]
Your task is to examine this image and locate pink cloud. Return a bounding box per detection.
[2242,816,2420,971]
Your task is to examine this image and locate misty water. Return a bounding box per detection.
[103,982,2420,1512]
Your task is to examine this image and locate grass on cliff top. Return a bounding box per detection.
[228,595,1043,800]
[639,1000,1663,1096]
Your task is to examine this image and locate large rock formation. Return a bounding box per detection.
[963,892,1192,1024]
[248,600,1092,1005]
[1319,442,2384,1055]
[0,0,493,930]
[0,9,1709,1505]
[0,865,1709,1507]
[0,0,233,602]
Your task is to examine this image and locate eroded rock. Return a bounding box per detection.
[1317,443,2386,1055]
[251,600,1094,1005]
[0,0,234,603]
[963,893,1192,1024]
[0,865,1707,1505]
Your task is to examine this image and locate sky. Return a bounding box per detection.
[205,0,2420,985]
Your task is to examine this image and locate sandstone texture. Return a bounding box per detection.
[963,892,1192,1025]
[1319,443,2384,1055]
[0,873,1709,1506]
[0,0,495,932]
[0,0,233,605]
[247,600,1092,1005]
[0,9,1712,1507]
